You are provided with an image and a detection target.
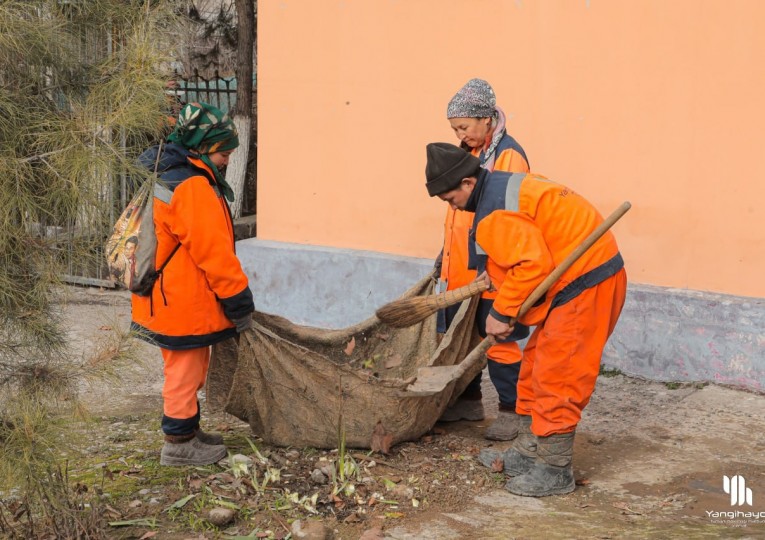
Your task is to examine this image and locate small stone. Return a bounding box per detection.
[285,450,300,461]
[138,489,150,496]
[147,498,160,505]
[291,519,334,540]
[128,499,142,508]
[310,468,327,484]
[359,527,385,540]
[390,484,413,499]
[230,453,253,466]
[208,507,237,526]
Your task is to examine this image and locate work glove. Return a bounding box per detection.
[231,312,253,333]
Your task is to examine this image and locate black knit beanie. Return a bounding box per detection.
[425,142,481,197]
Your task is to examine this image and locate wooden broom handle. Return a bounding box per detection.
[435,279,490,308]
[515,201,631,319]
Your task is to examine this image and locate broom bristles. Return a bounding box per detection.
[376,280,489,328]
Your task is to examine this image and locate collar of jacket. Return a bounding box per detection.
[186,154,216,180]
[464,168,490,213]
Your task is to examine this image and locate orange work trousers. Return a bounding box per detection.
[487,341,523,364]
[516,268,627,437]
[160,347,210,433]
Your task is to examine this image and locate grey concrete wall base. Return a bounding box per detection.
[237,239,765,393]
[236,238,433,329]
[602,284,765,392]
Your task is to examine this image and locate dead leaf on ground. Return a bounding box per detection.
[576,477,591,486]
[139,532,157,539]
[613,501,643,514]
[344,337,356,355]
[491,457,504,473]
[343,512,362,523]
[371,421,394,455]
[189,478,204,490]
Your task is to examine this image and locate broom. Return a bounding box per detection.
[376,278,491,328]
[377,201,632,328]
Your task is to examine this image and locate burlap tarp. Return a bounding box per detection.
[206,276,484,449]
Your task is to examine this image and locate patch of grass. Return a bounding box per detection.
[665,381,709,391]
[599,366,623,378]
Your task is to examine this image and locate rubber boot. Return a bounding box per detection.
[501,414,537,476]
[160,433,227,466]
[505,431,576,497]
[484,410,521,441]
[439,398,485,422]
[195,428,224,445]
[477,414,536,474]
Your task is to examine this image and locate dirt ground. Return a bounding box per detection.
[61,286,765,539]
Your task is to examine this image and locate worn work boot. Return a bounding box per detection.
[477,414,536,473]
[160,434,227,466]
[195,428,224,446]
[501,414,537,476]
[439,398,485,422]
[505,430,576,497]
[484,410,521,441]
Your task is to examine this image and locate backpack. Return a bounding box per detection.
[105,143,180,297]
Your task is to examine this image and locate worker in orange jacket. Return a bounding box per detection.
[436,79,530,441]
[424,142,626,497]
[132,102,254,467]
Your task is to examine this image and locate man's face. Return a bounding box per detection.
[438,178,476,210]
[124,242,137,258]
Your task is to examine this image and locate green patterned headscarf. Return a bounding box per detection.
[167,102,239,201]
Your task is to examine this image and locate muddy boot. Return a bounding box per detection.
[160,434,227,466]
[501,414,537,476]
[505,431,575,497]
[477,415,535,472]
[195,428,224,446]
[439,398,485,422]
[484,410,521,441]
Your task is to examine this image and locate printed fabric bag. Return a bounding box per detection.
[105,143,179,296]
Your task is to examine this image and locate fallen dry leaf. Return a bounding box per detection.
[344,337,356,355]
[491,457,504,473]
[343,511,362,523]
[371,421,394,455]
[189,478,204,490]
[575,477,591,486]
[139,532,157,540]
[613,501,643,515]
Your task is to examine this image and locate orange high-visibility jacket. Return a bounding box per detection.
[131,144,254,350]
[467,171,623,327]
[439,135,530,294]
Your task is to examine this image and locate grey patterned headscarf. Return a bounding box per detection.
[446,78,497,119]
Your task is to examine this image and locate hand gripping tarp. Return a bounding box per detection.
[206,275,484,449]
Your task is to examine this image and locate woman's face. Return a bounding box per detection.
[449,117,492,149]
[208,149,235,168]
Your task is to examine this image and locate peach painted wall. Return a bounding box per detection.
[257,0,765,298]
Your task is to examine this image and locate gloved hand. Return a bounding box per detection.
[231,312,253,333]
